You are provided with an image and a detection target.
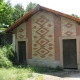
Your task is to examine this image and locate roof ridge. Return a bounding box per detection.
[5,5,80,33]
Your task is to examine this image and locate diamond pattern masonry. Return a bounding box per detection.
[61,17,76,36]
[32,11,54,59]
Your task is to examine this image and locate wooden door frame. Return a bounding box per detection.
[59,36,80,70]
[16,39,28,63]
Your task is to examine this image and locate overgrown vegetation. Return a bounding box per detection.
[0,32,12,45]
[0,66,45,80]
[0,44,63,72]
[0,65,63,80]
[0,67,33,80]
[0,45,17,68]
[48,66,63,72]
[0,45,63,79]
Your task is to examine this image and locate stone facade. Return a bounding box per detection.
[14,10,80,69]
[32,11,55,59]
[61,17,77,36]
[17,22,27,39]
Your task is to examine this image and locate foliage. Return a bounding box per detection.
[0,0,13,27]
[0,65,64,80]
[0,1,37,28]
[48,66,63,72]
[25,65,48,73]
[0,0,4,12]
[0,45,17,68]
[0,67,33,80]
[12,4,25,23]
[0,28,6,32]
[0,66,45,80]
[0,32,12,45]
[0,45,13,68]
[54,66,63,71]
[25,2,37,13]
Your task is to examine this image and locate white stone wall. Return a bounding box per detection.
[28,59,61,68]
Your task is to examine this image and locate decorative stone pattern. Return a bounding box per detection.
[17,22,26,39]
[32,11,54,59]
[61,17,77,36]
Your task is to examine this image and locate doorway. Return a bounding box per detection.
[63,39,77,69]
[18,41,26,64]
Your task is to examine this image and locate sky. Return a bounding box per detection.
[4,0,80,17]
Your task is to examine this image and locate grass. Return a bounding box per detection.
[0,65,63,80]
[0,67,33,80]
[0,65,47,80]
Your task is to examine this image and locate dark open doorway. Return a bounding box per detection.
[18,41,27,64]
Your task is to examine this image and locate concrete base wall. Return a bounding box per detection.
[27,59,61,68]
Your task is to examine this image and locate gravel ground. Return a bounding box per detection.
[43,70,80,80]
[27,70,80,80]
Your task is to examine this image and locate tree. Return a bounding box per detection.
[12,4,24,23]
[25,2,37,13]
[0,0,4,12]
[0,0,13,28]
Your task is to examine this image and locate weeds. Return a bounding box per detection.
[48,66,63,72]
[0,45,13,68]
[0,67,33,80]
[0,65,63,80]
[0,45,17,68]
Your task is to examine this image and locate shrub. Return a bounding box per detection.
[26,65,48,73]
[48,66,63,72]
[0,32,12,45]
[0,45,17,68]
[0,55,12,68]
[55,66,63,71]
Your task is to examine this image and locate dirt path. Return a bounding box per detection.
[43,71,80,80]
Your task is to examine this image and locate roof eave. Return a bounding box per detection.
[41,6,80,22]
[5,5,80,33]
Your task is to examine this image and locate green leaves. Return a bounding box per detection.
[0,1,36,28]
[0,0,4,12]
[25,2,37,13]
[12,4,24,23]
[0,0,13,27]
[0,45,13,68]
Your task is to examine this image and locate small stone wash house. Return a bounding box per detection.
[5,5,80,70]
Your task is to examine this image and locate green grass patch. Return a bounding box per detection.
[26,65,48,73]
[0,66,46,80]
[0,67,33,80]
[0,65,63,80]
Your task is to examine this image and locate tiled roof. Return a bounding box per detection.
[5,5,80,33]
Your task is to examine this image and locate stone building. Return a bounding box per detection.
[6,5,80,70]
